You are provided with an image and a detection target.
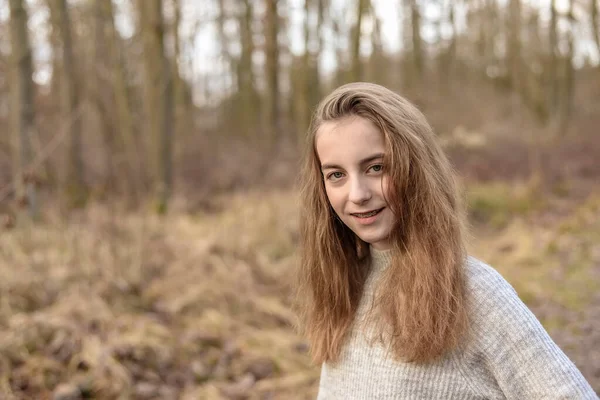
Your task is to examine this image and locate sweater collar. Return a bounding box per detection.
[370,246,392,274]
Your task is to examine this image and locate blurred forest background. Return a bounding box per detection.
[1,0,599,398]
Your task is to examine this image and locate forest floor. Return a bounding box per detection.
[0,176,599,399]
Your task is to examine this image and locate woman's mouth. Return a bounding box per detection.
[351,208,385,224]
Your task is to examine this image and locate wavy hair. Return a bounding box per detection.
[296,82,469,364]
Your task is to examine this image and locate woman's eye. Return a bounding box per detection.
[328,171,344,180]
[369,164,383,173]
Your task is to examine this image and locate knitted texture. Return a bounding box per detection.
[317,250,597,399]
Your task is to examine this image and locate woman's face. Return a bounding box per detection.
[316,116,394,250]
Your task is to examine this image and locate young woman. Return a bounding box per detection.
[296,82,596,399]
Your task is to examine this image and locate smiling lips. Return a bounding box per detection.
[350,207,385,223]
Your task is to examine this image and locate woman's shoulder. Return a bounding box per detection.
[459,259,597,398]
[462,256,546,339]
[461,256,545,351]
[463,256,524,319]
[464,256,516,295]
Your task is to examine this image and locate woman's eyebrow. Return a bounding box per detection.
[321,153,384,170]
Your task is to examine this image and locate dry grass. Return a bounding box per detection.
[0,187,599,399]
[0,193,314,399]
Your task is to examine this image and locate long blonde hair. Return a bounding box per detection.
[296,82,469,364]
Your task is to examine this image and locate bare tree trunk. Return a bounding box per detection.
[48,5,62,105]
[104,0,142,200]
[397,0,410,87]
[216,0,233,79]
[557,1,575,137]
[9,0,38,220]
[411,0,424,81]
[475,0,486,65]
[138,0,173,213]
[238,0,259,138]
[313,0,325,99]
[168,0,193,142]
[332,8,345,87]
[405,0,423,83]
[49,0,87,207]
[92,0,116,193]
[448,1,457,73]
[171,0,183,132]
[295,0,312,141]
[160,48,174,214]
[216,0,258,139]
[484,0,497,69]
[507,0,522,93]
[294,0,325,143]
[439,0,457,85]
[367,8,386,85]
[264,0,280,148]
[350,0,367,81]
[591,0,600,63]
[523,11,548,124]
[215,0,235,141]
[548,0,559,111]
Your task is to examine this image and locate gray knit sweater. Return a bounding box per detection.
[317,249,597,399]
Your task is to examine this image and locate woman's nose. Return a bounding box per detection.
[348,177,372,204]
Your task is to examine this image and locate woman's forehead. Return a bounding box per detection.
[315,117,386,165]
[316,116,382,141]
